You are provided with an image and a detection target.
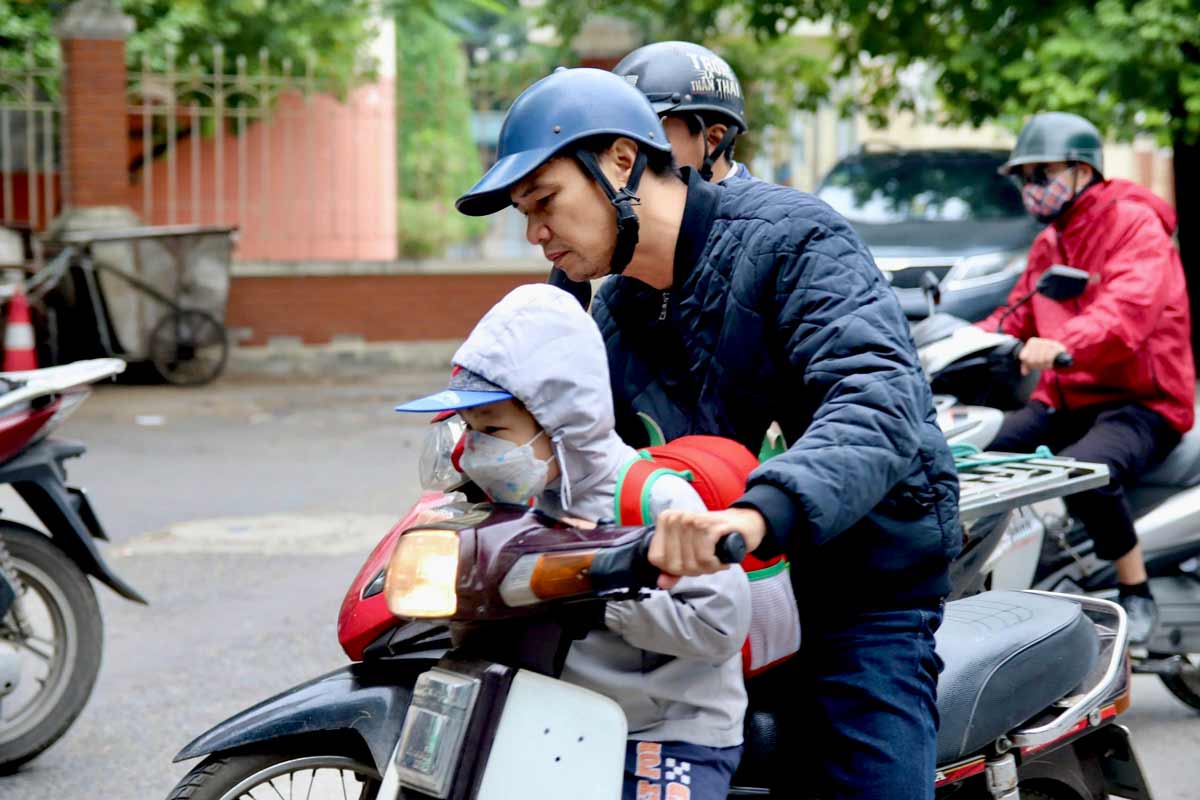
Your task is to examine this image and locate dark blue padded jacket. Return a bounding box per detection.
[592,170,961,609]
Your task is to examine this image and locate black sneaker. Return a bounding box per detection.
[1119,594,1159,645]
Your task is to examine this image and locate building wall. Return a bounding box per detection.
[129,80,397,262]
[226,270,542,345]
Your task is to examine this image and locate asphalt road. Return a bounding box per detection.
[2,376,1197,799]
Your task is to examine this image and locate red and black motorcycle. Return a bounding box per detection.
[0,358,145,771]
[164,417,1152,800]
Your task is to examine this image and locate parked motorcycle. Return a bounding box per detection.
[914,267,1200,713]
[0,358,146,771]
[165,441,1149,800]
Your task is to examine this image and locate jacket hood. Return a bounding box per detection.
[1065,178,1177,235]
[451,284,637,519]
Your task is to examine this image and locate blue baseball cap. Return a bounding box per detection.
[395,368,512,414]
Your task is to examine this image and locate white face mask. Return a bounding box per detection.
[459,429,553,505]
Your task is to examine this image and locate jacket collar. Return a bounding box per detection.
[1053,178,1105,232]
[673,167,722,289]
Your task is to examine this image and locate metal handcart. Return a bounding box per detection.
[30,225,237,386]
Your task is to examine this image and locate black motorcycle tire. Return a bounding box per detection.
[0,526,103,772]
[166,747,382,800]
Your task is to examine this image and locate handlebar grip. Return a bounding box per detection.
[716,532,747,564]
[1010,342,1074,369]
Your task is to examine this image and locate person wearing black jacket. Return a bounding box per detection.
[456,67,961,800]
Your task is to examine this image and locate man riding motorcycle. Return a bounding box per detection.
[456,66,960,799]
[978,111,1195,643]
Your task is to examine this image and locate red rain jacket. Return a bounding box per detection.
[979,179,1194,433]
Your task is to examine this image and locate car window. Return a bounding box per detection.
[816,154,1025,223]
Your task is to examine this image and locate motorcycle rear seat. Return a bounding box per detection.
[1143,405,1200,488]
[932,591,1097,763]
[733,591,1098,787]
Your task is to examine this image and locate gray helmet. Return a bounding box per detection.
[999,112,1104,177]
[614,41,745,180]
[614,41,747,130]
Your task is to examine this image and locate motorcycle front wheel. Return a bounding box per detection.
[167,748,382,800]
[0,525,103,772]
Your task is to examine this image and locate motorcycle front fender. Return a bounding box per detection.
[1,439,145,604]
[174,658,435,773]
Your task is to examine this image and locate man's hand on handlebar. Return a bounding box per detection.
[649,507,767,589]
[1018,337,1071,375]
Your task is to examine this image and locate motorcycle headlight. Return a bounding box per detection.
[944,251,1026,288]
[384,530,460,618]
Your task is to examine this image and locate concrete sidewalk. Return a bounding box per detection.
[226,337,462,379]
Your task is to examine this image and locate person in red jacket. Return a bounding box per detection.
[980,112,1195,642]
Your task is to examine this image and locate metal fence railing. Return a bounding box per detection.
[0,46,63,232]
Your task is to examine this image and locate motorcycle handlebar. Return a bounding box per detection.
[1011,342,1074,370]
[590,529,747,593]
[715,532,748,563]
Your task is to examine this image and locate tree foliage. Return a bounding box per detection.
[539,1,831,160]
[0,0,379,85]
[548,0,1200,149]
[395,8,487,257]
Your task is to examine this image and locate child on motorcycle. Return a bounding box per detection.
[397,284,751,800]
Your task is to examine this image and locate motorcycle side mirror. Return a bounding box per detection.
[1036,265,1089,302]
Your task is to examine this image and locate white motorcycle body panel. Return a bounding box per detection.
[919,328,1013,377]
[0,358,125,413]
[985,508,1047,590]
[1135,485,1200,554]
[476,670,627,800]
[937,404,1005,450]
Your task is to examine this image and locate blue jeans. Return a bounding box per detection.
[620,741,743,800]
[768,604,943,799]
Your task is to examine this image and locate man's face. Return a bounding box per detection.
[661,115,706,172]
[511,156,620,282]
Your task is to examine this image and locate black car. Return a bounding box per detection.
[816,147,1041,321]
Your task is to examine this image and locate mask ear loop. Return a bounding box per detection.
[550,431,572,510]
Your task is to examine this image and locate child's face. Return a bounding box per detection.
[459,399,560,481]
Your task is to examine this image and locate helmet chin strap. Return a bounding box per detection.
[699,124,740,182]
[574,149,648,275]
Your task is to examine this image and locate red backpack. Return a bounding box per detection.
[613,435,800,676]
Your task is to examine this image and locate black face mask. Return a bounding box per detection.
[574,149,648,275]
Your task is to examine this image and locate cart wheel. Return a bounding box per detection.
[148,309,229,386]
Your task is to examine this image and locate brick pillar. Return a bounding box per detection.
[1134,149,1155,192]
[54,0,134,209]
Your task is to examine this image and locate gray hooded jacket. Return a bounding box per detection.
[452,285,750,747]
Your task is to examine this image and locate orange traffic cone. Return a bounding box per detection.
[3,288,38,372]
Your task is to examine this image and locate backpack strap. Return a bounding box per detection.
[637,412,667,447]
[614,452,693,525]
[758,423,787,462]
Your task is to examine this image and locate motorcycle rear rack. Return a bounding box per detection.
[957,455,1110,524]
